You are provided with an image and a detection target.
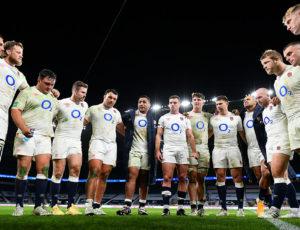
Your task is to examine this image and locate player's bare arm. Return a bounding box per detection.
[208,129,214,139]
[186,129,198,159]
[155,127,164,162]
[238,130,247,145]
[116,122,125,136]
[11,109,34,137]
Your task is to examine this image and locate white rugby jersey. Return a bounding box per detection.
[0,58,28,113]
[85,103,122,143]
[210,112,243,148]
[262,103,288,139]
[131,110,148,153]
[274,65,300,120]
[11,86,58,137]
[54,98,88,139]
[188,111,212,146]
[158,113,191,148]
[244,111,260,149]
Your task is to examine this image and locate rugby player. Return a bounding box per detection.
[185,92,212,216]
[209,95,247,217]
[240,96,272,215]
[50,81,88,215]
[155,95,198,216]
[11,69,58,216]
[260,49,300,217]
[256,88,299,218]
[283,4,300,35]
[84,89,125,215]
[116,96,156,216]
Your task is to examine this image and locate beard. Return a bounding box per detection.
[8,56,22,66]
[245,104,254,110]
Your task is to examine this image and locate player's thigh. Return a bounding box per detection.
[128,151,142,170]
[197,171,207,184]
[67,153,82,170]
[248,148,262,168]
[271,153,290,177]
[100,164,113,178]
[52,158,66,175]
[162,162,176,179]
[0,109,8,141]
[252,165,262,179]
[35,154,51,173]
[17,155,32,176]
[212,148,228,169]
[176,164,188,179]
[230,167,243,180]
[128,166,140,180]
[89,159,102,173]
[215,168,226,181]
[288,119,300,151]
[227,147,243,168]
[139,169,149,185]
[188,165,198,182]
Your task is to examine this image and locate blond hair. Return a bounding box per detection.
[260,49,283,61]
[2,40,23,58]
[283,4,300,23]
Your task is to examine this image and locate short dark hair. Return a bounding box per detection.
[138,95,151,102]
[169,95,180,101]
[39,69,56,80]
[216,95,228,102]
[104,89,118,96]
[72,81,88,91]
[0,34,3,39]
[283,41,300,52]
[192,92,205,100]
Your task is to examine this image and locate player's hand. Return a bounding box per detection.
[183,112,191,119]
[232,109,240,116]
[271,96,280,106]
[52,89,60,98]
[156,151,164,163]
[192,152,199,159]
[22,127,35,137]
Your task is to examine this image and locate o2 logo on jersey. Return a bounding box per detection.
[219,123,230,133]
[246,120,254,128]
[71,109,82,121]
[41,100,53,111]
[279,85,293,97]
[171,123,182,133]
[263,116,273,125]
[6,75,16,91]
[196,121,205,131]
[104,113,114,124]
[138,119,147,127]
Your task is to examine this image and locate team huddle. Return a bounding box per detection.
[0,4,300,218]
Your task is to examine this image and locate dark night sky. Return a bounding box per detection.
[2,1,300,111]
[2,1,300,178]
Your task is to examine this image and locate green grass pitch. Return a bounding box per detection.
[0,206,299,230]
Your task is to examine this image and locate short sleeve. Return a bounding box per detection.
[158,116,164,128]
[11,89,28,111]
[237,116,243,131]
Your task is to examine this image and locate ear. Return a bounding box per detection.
[6,49,11,56]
